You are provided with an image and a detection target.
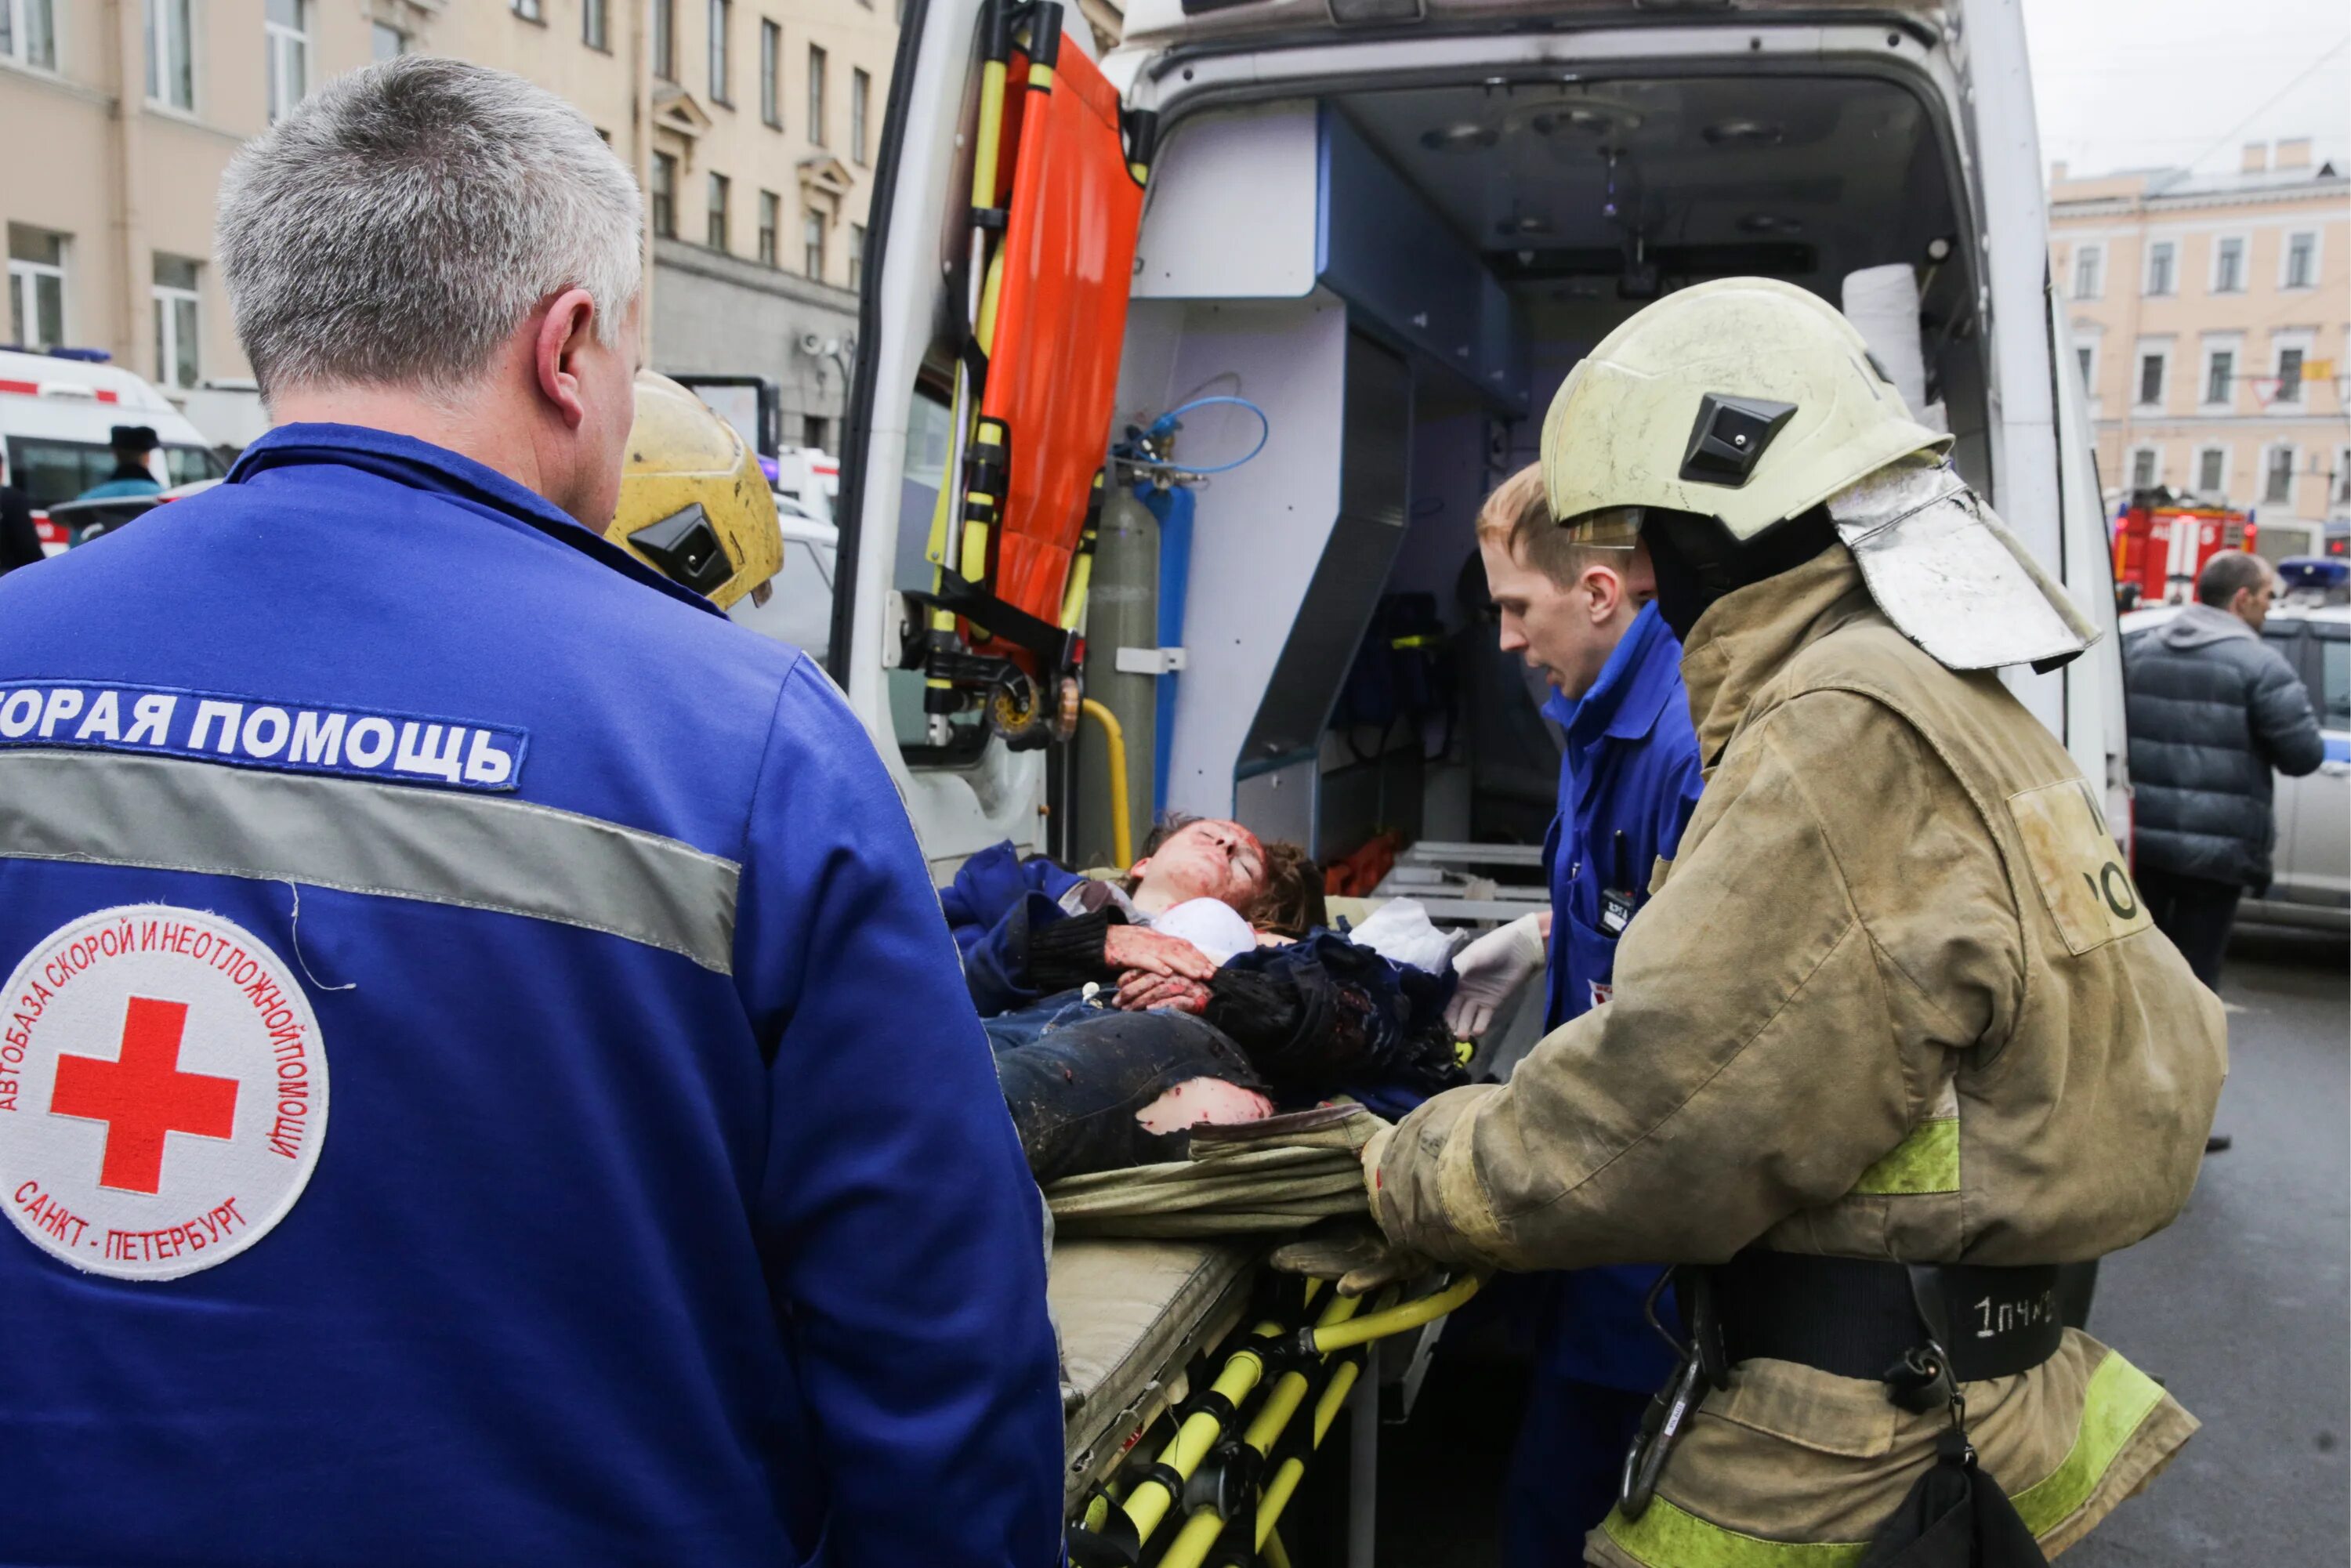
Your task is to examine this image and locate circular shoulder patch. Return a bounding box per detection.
[0,905,328,1280]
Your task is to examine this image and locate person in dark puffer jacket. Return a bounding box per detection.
[2123,550,2323,990]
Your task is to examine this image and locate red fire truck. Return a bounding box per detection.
[2112,491,2257,607]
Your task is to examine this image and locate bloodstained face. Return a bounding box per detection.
[1130,819,1268,915]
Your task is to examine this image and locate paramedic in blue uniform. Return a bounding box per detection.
[0,57,1062,1568]
[1444,465,1704,1562]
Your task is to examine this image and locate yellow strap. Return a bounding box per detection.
[1599,1349,2172,1566]
[1849,1117,1959,1197]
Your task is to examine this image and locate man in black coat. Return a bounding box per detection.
[2124,550,2324,990]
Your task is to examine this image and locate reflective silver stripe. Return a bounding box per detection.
[0,748,739,974]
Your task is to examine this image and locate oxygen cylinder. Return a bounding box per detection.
[1078,487,1158,870]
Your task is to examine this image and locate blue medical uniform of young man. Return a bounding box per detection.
[1506,599,1704,1563]
[0,425,1064,1566]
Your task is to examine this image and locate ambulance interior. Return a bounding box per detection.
[882,68,1984,910]
[862,56,1998,1549]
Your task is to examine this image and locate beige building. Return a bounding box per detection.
[0,0,894,449]
[2050,138,2350,557]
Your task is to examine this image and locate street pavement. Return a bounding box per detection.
[1377,929,2349,1565]
[2067,929,2349,1566]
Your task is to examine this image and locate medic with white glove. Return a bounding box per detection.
[1444,910,1551,1041]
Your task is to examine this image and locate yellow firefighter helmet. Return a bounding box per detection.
[606,371,781,609]
[1541,277,1951,544]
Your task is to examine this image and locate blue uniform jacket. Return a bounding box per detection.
[1535,602,1704,1392]
[0,425,1063,1566]
[940,841,1091,1016]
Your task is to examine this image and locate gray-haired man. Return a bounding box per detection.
[0,57,1064,1566]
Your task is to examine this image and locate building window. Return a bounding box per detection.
[708,0,731,103]
[803,208,825,279]
[582,0,608,49]
[759,20,781,126]
[2195,446,2227,498]
[152,254,200,390]
[6,226,67,351]
[2074,343,2095,393]
[2070,243,2102,301]
[2264,446,2296,507]
[510,0,544,18]
[2135,348,2167,408]
[2128,446,2159,491]
[757,190,780,265]
[2211,235,2246,294]
[2283,231,2318,291]
[265,0,309,123]
[1,0,58,69]
[651,153,678,239]
[850,68,870,165]
[147,0,195,110]
[652,0,676,80]
[706,172,730,251]
[2335,447,2351,508]
[849,223,865,290]
[371,21,406,58]
[802,415,828,449]
[2203,348,2235,408]
[807,45,827,147]
[2275,346,2306,405]
[2145,240,2175,296]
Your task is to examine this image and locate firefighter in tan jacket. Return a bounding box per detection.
[1366,279,2226,1565]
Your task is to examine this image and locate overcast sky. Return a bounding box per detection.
[2022,0,2351,180]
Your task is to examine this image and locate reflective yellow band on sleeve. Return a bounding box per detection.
[1599,1497,1869,1568]
[1849,1116,1960,1196]
[2008,1349,2168,1537]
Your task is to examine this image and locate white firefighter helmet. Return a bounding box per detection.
[1540,277,2096,670]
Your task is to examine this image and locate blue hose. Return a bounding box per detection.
[1125,395,1270,476]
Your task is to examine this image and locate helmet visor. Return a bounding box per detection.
[1558,505,1646,549]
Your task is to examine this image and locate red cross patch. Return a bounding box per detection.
[0,905,329,1280]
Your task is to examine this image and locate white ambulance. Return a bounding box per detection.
[0,348,226,552]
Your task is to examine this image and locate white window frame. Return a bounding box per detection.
[849,221,864,291]
[2126,444,2161,493]
[807,43,826,147]
[264,0,308,124]
[2193,444,2230,501]
[759,19,780,126]
[146,0,196,112]
[2334,445,2351,510]
[850,67,869,165]
[2132,340,2172,412]
[510,0,545,20]
[2269,329,2316,408]
[8,252,67,352]
[2,0,59,71]
[152,268,200,390]
[708,0,730,104]
[582,0,608,49]
[2208,232,2250,295]
[757,189,779,265]
[706,171,730,252]
[2143,237,2178,297]
[2260,442,2298,509]
[371,20,404,58]
[2279,229,2321,292]
[2070,241,2103,301]
[802,207,824,280]
[2198,335,2243,413]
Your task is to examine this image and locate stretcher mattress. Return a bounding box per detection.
[1053,1236,1261,1508]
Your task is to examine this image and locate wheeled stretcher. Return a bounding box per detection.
[1056,1235,1483,1566]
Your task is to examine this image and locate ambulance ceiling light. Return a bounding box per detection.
[1737,212,1803,235]
[1702,118,1784,147]
[1326,0,1423,25]
[1421,121,1498,153]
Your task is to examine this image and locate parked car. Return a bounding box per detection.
[2121,599,2350,931]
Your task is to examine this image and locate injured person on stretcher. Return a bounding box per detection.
[945,819,1469,1184]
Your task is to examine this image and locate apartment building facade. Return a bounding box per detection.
[0,0,893,450]
[2050,139,2350,557]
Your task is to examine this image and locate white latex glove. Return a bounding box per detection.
[1443,912,1547,1040]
